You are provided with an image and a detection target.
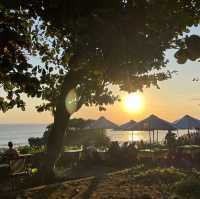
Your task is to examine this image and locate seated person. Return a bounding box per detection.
[4,141,19,160]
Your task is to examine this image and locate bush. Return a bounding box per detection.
[28,124,51,148]
[107,142,138,166]
[65,129,111,149]
[134,167,186,185]
[18,145,44,154]
[174,174,200,199]
[28,137,44,148]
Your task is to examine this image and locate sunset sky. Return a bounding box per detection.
[1,27,200,125]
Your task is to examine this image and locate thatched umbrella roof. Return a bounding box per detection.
[130,114,176,131]
[85,116,118,129]
[174,115,200,129]
[117,120,136,130]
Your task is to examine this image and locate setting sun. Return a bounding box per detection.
[124,93,143,112]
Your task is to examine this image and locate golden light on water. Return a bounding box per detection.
[123,93,143,112]
[127,131,146,142]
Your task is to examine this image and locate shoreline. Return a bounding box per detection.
[0,143,28,153]
[0,142,28,149]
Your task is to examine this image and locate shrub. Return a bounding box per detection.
[28,137,44,148]
[174,175,200,199]
[65,129,111,149]
[18,145,31,154]
[134,167,186,185]
[28,124,52,148]
[18,145,44,154]
[107,142,138,166]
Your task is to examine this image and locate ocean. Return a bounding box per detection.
[0,124,189,148]
[0,124,47,148]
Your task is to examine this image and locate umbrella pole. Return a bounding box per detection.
[132,131,133,144]
[153,130,155,143]
[157,130,158,143]
[149,130,151,149]
[152,130,154,143]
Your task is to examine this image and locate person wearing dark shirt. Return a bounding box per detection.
[4,141,19,160]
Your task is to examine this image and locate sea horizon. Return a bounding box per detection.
[0,124,47,148]
[0,123,189,149]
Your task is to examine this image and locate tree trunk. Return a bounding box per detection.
[42,72,78,182]
[43,100,70,181]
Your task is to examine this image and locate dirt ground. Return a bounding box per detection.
[3,168,168,199]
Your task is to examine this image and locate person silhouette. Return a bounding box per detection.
[4,141,19,160]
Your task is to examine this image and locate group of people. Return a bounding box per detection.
[177,131,200,145]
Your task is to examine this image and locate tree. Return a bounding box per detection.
[1,0,200,179]
[0,5,41,112]
[68,118,95,130]
[175,35,200,64]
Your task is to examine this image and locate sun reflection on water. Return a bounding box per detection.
[106,130,150,143]
[106,130,188,143]
[127,131,148,142]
